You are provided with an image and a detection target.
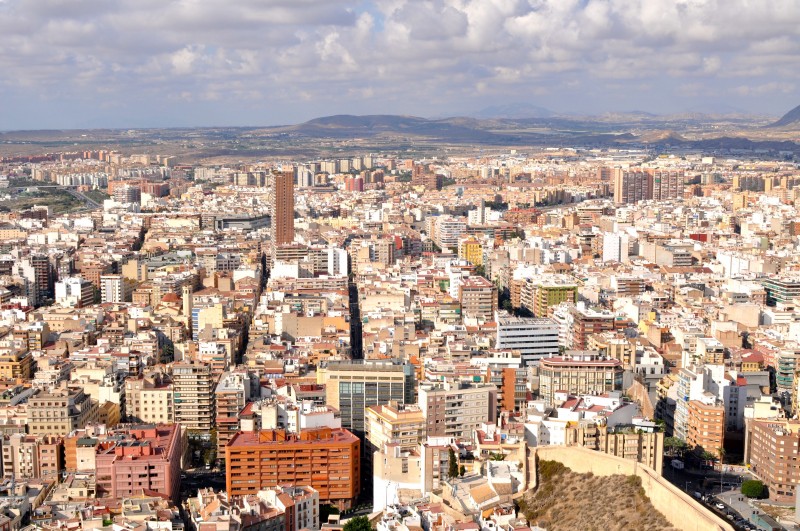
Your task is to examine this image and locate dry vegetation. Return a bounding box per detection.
[518,460,677,531]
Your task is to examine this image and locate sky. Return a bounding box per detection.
[1,0,800,130]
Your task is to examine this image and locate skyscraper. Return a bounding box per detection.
[271,171,295,246]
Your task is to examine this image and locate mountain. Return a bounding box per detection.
[472,103,554,119]
[769,104,800,128]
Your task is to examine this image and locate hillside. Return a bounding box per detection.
[769,104,800,128]
[518,460,677,531]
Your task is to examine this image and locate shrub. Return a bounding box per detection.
[741,480,767,499]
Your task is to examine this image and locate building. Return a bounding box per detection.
[0,350,33,380]
[226,428,360,509]
[27,387,99,437]
[95,424,184,502]
[458,276,497,321]
[99,274,133,303]
[54,277,94,308]
[171,361,215,434]
[458,237,484,266]
[215,370,257,460]
[271,171,295,246]
[686,399,725,459]
[520,278,578,318]
[417,381,496,440]
[318,359,416,435]
[495,314,559,367]
[1,434,63,480]
[433,216,467,252]
[365,401,427,455]
[746,419,800,502]
[124,370,174,424]
[762,277,800,306]
[538,352,623,407]
[613,168,650,205]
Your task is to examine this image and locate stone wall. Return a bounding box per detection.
[532,446,734,531]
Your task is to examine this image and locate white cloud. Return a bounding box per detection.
[1,0,800,128]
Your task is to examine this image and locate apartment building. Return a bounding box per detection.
[27,387,99,437]
[417,381,496,440]
[124,370,174,424]
[458,276,497,321]
[686,399,725,459]
[538,352,623,407]
[95,424,184,502]
[171,361,215,433]
[226,428,360,509]
[1,434,64,480]
[215,370,257,459]
[271,171,295,247]
[746,419,800,502]
[365,401,427,454]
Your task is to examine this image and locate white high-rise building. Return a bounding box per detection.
[100,274,131,303]
[327,248,348,276]
[602,232,629,263]
[495,312,560,367]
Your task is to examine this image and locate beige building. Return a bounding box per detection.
[27,387,99,437]
[365,401,427,454]
[417,381,497,441]
[125,369,175,424]
[171,361,215,433]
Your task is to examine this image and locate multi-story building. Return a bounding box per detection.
[226,428,360,509]
[215,370,257,459]
[171,361,215,434]
[417,381,496,440]
[124,370,174,424]
[538,352,623,407]
[520,277,578,318]
[54,276,94,308]
[761,277,800,306]
[0,350,33,380]
[1,434,63,480]
[365,401,427,455]
[95,424,184,502]
[27,387,99,437]
[433,216,467,252]
[458,237,484,266]
[746,419,800,502]
[569,305,616,350]
[271,171,295,247]
[99,274,133,303]
[613,168,650,205]
[495,314,560,367]
[458,276,497,321]
[686,398,724,459]
[318,359,415,435]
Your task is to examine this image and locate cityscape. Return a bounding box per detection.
[3,2,800,531]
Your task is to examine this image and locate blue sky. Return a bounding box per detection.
[1,0,799,129]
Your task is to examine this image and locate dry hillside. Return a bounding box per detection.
[518,460,677,531]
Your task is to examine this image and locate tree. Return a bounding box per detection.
[459,465,466,477]
[664,436,687,457]
[448,447,459,479]
[741,480,767,499]
[343,516,372,531]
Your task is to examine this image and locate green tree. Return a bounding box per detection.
[664,436,687,456]
[741,480,767,499]
[459,465,466,477]
[343,516,372,531]
[448,447,459,479]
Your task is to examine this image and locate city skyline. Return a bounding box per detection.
[1,0,800,130]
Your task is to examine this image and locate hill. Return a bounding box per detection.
[518,460,676,531]
[769,104,800,128]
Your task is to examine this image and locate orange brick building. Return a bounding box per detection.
[226,427,360,509]
[686,400,725,458]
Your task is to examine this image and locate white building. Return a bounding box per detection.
[495,312,560,366]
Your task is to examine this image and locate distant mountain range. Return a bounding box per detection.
[769,104,800,128]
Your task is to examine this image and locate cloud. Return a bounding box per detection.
[1,0,800,128]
